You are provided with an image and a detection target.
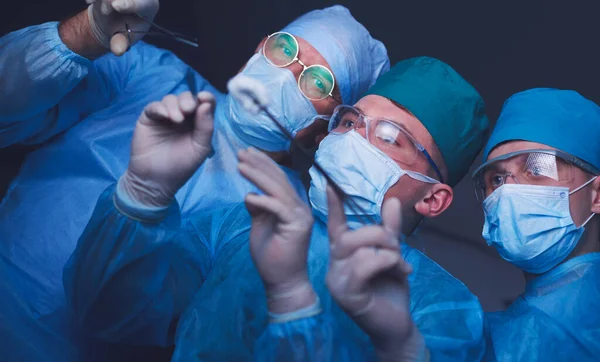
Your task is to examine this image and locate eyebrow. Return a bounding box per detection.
[354,106,419,139]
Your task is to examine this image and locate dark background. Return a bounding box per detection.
[2,0,599,310]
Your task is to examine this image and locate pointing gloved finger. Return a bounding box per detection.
[238,156,289,200]
[331,226,399,260]
[162,94,184,123]
[240,148,289,185]
[244,193,290,221]
[381,197,402,240]
[346,248,401,292]
[237,148,290,190]
[326,185,348,243]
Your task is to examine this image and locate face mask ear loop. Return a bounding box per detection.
[569,176,598,195]
[569,176,598,228]
[580,213,596,228]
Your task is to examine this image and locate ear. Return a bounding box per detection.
[255,37,268,53]
[414,183,453,218]
[590,176,600,214]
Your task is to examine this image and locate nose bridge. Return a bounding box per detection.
[296,58,308,71]
[354,116,368,138]
[504,174,519,185]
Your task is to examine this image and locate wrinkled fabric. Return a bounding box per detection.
[482,184,587,274]
[483,88,600,170]
[226,53,316,152]
[365,57,489,186]
[484,252,600,361]
[282,5,390,104]
[0,22,305,357]
[0,254,174,361]
[170,204,485,361]
[309,130,438,230]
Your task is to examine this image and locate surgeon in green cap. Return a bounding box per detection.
[157,56,489,361]
[472,88,600,361]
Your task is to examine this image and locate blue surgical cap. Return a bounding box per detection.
[484,88,600,171]
[282,5,390,104]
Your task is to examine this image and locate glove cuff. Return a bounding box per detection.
[114,174,171,222]
[268,296,322,324]
[87,5,111,48]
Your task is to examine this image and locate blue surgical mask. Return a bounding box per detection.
[227,53,317,152]
[308,130,439,230]
[482,178,597,274]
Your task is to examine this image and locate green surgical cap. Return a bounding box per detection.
[366,57,490,186]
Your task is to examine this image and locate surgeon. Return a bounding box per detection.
[0,0,388,357]
[470,88,600,361]
[64,57,489,360]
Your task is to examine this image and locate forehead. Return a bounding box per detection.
[293,35,332,71]
[487,140,556,160]
[354,95,434,146]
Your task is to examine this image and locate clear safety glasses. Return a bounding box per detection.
[327,105,444,183]
[472,149,600,202]
[114,14,199,48]
[262,32,337,102]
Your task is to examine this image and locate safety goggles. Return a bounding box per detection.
[262,32,337,102]
[472,149,600,201]
[327,105,444,183]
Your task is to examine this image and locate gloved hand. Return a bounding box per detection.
[238,148,317,313]
[120,91,216,209]
[325,186,427,362]
[86,0,159,56]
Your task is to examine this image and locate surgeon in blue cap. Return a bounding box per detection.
[471,88,600,361]
[0,2,388,360]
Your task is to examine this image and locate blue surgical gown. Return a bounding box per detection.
[0,22,306,356]
[64,184,485,360]
[484,252,600,361]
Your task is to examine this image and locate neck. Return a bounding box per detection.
[263,150,292,168]
[524,218,600,282]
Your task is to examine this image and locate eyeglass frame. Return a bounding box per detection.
[327,104,445,183]
[261,31,339,102]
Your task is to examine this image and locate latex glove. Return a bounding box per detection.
[325,186,427,362]
[238,148,316,313]
[121,91,216,209]
[86,0,159,56]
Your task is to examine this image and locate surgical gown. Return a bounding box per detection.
[484,252,600,361]
[0,22,306,357]
[64,184,485,360]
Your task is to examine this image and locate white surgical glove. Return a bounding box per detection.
[119,91,216,210]
[237,148,317,314]
[325,186,427,362]
[86,0,159,55]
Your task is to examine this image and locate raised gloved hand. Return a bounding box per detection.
[325,186,427,361]
[120,91,216,209]
[238,148,317,313]
[86,0,159,56]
